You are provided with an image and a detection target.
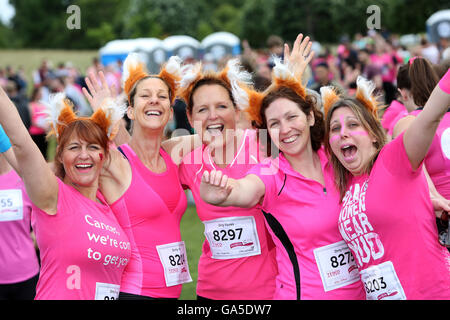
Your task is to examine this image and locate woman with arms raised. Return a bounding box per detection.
[321,69,450,299]
[0,87,131,300]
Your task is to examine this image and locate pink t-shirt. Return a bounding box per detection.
[0,169,40,284]
[381,100,408,136]
[179,129,278,300]
[29,101,47,135]
[32,179,131,300]
[110,144,188,298]
[411,110,450,199]
[248,148,365,300]
[338,133,450,300]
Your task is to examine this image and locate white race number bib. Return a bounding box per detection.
[314,240,360,291]
[95,282,120,300]
[156,241,192,287]
[360,261,406,300]
[203,216,261,259]
[0,189,23,222]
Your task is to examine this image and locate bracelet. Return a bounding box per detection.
[0,124,12,153]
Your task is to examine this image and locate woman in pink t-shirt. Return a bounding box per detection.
[199,35,365,300]
[28,86,49,158]
[0,152,39,300]
[0,88,131,300]
[322,72,450,299]
[82,55,193,300]
[392,58,450,242]
[176,58,278,300]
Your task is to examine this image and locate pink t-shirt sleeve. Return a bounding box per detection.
[379,132,423,178]
[246,159,277,209]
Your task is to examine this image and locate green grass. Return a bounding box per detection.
[180,203,204,300]
[0,49,98,95]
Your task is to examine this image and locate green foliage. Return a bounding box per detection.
[3,0,449,49]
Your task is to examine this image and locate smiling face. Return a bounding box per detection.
[328,106,378,175]
[128,77,173,131]
[264,97,314,157]
[188,83,239,149]
[60,134,105,188]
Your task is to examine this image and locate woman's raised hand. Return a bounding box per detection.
[284,33,315,79]
[200,170,233,206]
[82,71,117,112]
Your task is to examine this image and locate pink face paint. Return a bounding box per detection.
[99,153,103,161]
[329,115,369,144]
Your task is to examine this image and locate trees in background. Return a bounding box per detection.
[1,0,448,49]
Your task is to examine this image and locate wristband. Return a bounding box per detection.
[0,124,12,153]
[439,68,450,95]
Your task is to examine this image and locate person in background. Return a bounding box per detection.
[28,87,50,158]
[0,134,40,300]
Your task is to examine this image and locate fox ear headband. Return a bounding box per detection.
[44,92,127,141]
[244,56,308,127]
[178,58,253,110]
[122,53,183,105]
[320,76,383,120]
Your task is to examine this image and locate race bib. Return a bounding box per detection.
[203,216,261,259]
[0,189,23,222]
[94,282,120,300]
[314,240,360,291]
[156,241,192,287]
[360,261,406,300]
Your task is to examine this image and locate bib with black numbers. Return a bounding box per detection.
[0,189,23,222]
[203,216,261,259]
[360,261,406,300]
[156,241,192,287]
[314,240,361,291]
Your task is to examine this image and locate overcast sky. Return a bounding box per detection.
[0,0,15,25]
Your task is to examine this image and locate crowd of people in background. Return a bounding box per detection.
[0,29,449,301]
[1,30,449,157]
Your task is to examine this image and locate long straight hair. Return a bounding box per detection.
[324,98,387,200]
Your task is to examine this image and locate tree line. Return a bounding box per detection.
[0,0,447,49]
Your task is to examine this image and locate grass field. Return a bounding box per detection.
[179,204,205,300]
[0,49,205,300]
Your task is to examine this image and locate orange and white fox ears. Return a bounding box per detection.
[320,86,342,117]
[44,93,127,141]
[244,55,309,127]
[354,76,383,119]
[178,58,253,110]
[122,53,183,105]
[320,76,382,119]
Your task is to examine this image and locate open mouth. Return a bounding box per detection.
[341,144,357,161]
[282,135,299,144]
[206,124,224,136]
[145,110,162,116]
[75,164,93,171]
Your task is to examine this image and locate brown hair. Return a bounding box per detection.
[409,58,439,107]
[128,76,173,108]
[54,119,109,179]
[324,98,387,200]
[187,77,236,115]
[257,86,324,157]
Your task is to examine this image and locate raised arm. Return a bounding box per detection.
[284,33,315,80]
[199,170,265,208]
[0,87,58,213]
[403,69,450,170]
